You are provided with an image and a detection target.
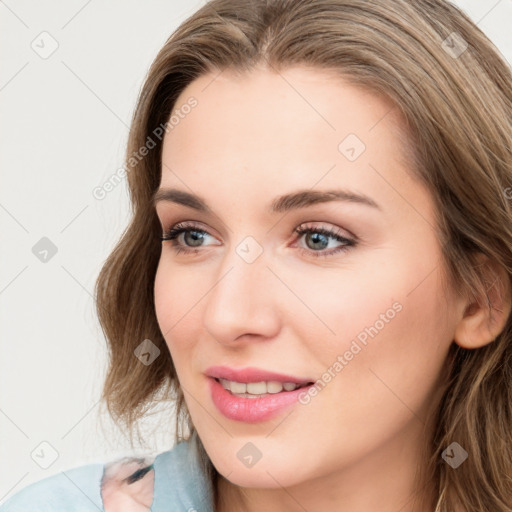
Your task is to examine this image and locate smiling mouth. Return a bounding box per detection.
[214,377,314,398]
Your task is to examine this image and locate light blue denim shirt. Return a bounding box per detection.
[0,434,215,511]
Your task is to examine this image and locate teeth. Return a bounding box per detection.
[219,378,231,391]
[247,382,267,394]
[267,381,284,393]
[230,381,247,394]
[218,378,304,396]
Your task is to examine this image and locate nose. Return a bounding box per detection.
[202,244,281,347]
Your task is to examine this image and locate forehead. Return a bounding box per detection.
[158,66,424,222]
[164,66,412,168]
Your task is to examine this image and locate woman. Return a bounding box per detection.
[2,0,511,510]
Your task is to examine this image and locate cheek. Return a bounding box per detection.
[290,262,405,364]
[154,259,194,327]
[153,261,172,335]
[309,245,454,390]
[295,268,454,468]
[154,260,189,350]
[323,263,453,423]
[154,259,207,360]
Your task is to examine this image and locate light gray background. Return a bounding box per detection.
[1,0,511,503]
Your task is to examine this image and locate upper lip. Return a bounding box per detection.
[205,365,314,385]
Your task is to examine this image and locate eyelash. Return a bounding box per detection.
[159,221,356,258]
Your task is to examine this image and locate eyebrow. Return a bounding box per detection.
[152,188,381,213]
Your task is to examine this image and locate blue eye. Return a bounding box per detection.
[160,221,356,258]
[293,224,355,258]
[160,222,218,255]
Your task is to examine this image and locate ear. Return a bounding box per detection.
[454,253,512,349]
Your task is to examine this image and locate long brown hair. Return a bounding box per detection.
[94,1,512,510]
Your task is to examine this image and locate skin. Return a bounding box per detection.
[153,65,508,512]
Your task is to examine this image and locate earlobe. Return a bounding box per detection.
[453,255,511,350]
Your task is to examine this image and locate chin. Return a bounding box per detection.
[211,450,306,489]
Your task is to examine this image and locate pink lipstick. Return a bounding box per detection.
[206,366,315,423]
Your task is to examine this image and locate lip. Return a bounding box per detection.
[208,377,314,423]
[205,366,315,423]
[205,365,314,385]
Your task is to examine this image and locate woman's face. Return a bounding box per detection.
[154,66,463,493]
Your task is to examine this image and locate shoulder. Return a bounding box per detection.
[100,437,214,511]
[0,462,104,511]
[0,435,214,512]
[0,456,156,512]
[151,434,215,511]
[101,455,155,511]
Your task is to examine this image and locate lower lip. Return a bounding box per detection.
[208,377,312,423]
